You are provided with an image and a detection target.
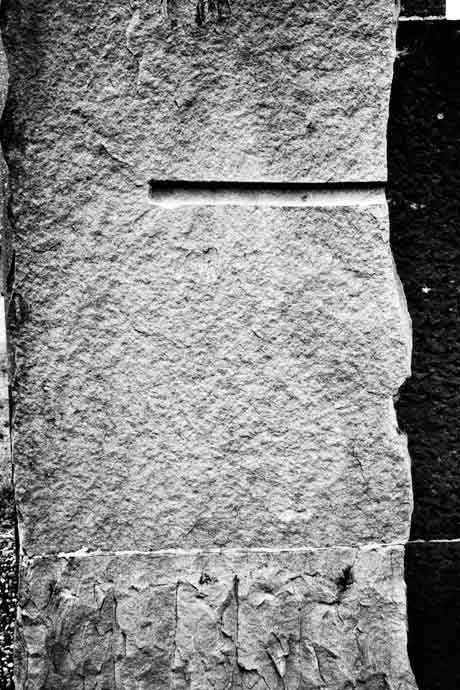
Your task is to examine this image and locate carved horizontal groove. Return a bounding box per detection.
[148,180,386,208]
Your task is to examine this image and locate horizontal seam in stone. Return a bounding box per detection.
[23,542,409,561]
[21,539,460,562]
[148,180,386,209]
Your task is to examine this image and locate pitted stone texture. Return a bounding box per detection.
[2,0,396,182]
[16,546,416,690]
[11,202,412,554]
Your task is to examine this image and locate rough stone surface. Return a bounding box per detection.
[1,0,396,182]
[0,1,415,686]
[8,202,412,555]
[17,546,416,690]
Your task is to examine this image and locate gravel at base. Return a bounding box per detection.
[0,530,15,690]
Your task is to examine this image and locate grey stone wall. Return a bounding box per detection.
[0,1,417,688]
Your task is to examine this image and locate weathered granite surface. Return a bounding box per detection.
[9,202,412,555]
[1,0,397,182]
[17,546,416,690]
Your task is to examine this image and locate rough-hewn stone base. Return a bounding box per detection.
[17,545,416,690]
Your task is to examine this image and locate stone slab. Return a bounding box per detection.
[2,0,396,182]
[17,545,417,690]
[11,201,412,554]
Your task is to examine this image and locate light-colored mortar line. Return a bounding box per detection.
[17,540,452,562]
[22,539,460,562]
[148,181,386,209]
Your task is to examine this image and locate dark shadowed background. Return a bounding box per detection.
[388,17,460,690]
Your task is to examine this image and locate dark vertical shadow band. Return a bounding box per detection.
[388,19,460,690]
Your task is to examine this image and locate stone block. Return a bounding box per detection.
[17,546,417,690]
[11,200,412,554]
[2,0,397,182]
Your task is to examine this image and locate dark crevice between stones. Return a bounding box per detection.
[388,19,460,690]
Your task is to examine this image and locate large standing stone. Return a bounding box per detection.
[0,0,416,688]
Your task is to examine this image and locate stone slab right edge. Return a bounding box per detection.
[17,545,417,690]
